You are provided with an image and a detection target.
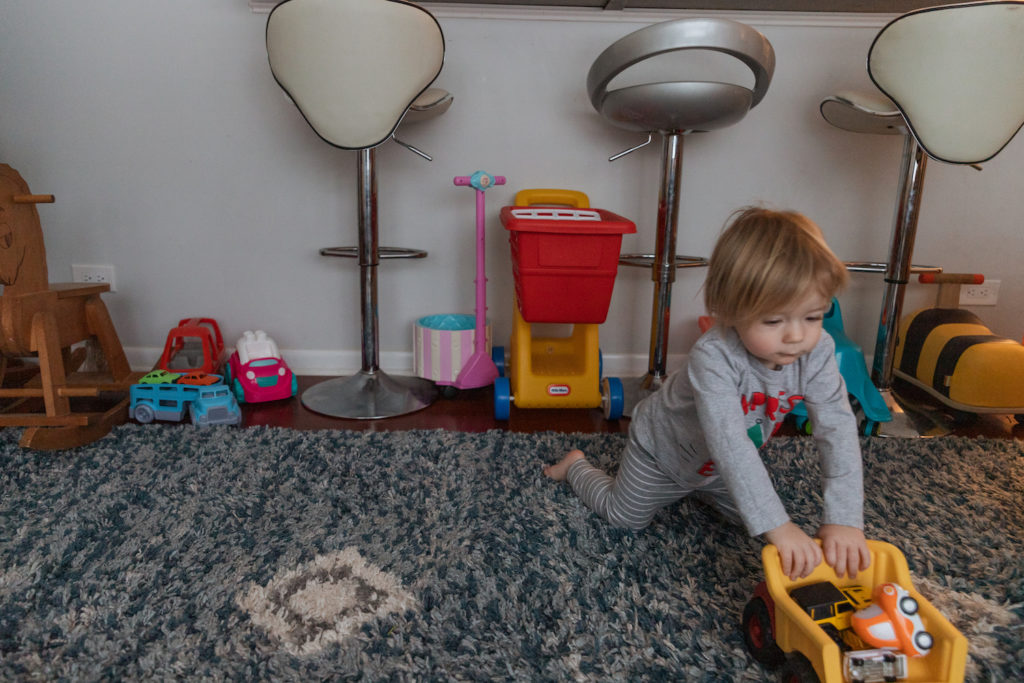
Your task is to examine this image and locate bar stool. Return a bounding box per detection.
[586,18,775,403]
[820,1,1024,436]
[266,0,450,419]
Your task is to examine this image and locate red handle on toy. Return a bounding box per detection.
[12,194,54,204]
[918,273,984,285]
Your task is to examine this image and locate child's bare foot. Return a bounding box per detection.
[543,449,585,481]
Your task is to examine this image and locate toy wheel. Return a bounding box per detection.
[291,375,298,397]
[440,385,459,399]
[899,595,919,615]
[601,377,625,420]
[1016,414,1024,424]
[742,597,785,669]
[493,376,512,420]
[232,379,246,404]
[861,419,878,437]
[133,404,156,424]
[492,346,506,377]
[915,630,934,652]
[778,653,819,683]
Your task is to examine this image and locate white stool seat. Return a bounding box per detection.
[266,0,449,419]
[404,87,454,125]
[819,1,1024,436]
[820,90,904,136]
[868,1,1024,165]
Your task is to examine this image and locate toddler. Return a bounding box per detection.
[545,207,870,580]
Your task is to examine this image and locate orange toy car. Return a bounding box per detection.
[852,583,935,658]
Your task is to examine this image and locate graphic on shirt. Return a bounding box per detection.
[742,391,804,447]
[747,421,765,448]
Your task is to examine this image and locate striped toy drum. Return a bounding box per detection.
[413,314,491,385]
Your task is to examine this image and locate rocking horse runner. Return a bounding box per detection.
[0,164,143,449]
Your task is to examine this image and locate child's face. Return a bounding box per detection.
[734,291,830,370]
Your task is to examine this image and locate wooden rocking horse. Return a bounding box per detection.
[0,164,144,449]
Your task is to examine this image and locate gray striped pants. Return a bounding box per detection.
[566,435,740,530]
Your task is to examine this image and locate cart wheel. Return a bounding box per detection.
[601,377,624,420]
[133,404,156,424]
[778,653,819,683]
[440,385,459,399]
[492,346,506,377]
[494,376,512,420]
[742,597,785,669]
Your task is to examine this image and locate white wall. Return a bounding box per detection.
[1,1,1021,376]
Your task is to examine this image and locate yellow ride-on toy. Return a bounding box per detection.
[894,273,1024,423]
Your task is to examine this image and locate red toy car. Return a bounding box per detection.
[225,330,297,403]
[159,317,226,375]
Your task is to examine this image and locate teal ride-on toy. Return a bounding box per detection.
[790,298,892,435]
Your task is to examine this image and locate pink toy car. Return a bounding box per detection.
[226,330,298,403]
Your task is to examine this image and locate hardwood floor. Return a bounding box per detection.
[241,375,1023,439]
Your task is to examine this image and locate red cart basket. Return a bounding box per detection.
[499,205,636,324]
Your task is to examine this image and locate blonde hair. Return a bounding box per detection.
[703,207,848,327]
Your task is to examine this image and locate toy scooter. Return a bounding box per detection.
[413,172,504,396]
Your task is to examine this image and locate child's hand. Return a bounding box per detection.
[764,522,823,580]
[816,525,871,579]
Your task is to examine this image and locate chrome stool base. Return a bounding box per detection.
[301,369,436,420]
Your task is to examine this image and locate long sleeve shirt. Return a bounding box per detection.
[628,326,864,537]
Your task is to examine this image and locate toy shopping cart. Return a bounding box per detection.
[492,189,635,419]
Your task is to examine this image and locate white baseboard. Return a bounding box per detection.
[125,346,683,378]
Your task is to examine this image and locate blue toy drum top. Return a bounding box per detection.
[418,314,475,331]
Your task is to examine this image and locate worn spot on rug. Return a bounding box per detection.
[237,547,416,655]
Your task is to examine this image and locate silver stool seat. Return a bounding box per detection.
[587,17,774,401]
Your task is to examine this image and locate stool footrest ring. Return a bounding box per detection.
[619,253,708,269]
[320,246,428,259]
[844,261,940,274]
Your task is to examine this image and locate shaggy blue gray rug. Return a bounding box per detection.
[0,426,1020,680]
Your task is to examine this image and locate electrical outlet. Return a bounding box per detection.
[71,264,117,292]
[959,279,999,306]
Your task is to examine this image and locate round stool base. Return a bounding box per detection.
[301,370,436,419]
